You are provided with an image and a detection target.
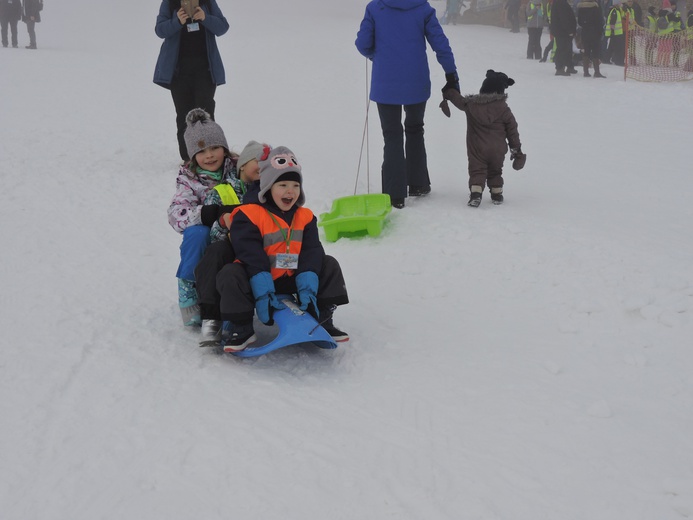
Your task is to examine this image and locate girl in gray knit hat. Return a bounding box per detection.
[167,109,245,327]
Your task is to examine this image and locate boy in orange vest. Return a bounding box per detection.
[215,146,350,352]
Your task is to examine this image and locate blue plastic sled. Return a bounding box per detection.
[229,297,338,358]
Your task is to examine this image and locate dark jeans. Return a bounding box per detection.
[376,102,430,200]
[216,256,349,323]
[1,18,19,46]
[527,27,543,59]
[170,71,216,161]
[25,20,35,46]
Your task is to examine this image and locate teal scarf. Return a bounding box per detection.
[196,166,223,182]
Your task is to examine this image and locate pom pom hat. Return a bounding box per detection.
[479,69,515,95]
[258,146,305,207]
[183,108,229,159]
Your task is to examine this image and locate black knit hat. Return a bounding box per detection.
[479,69,515,95]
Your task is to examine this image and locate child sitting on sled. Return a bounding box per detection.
[439,69,525,207]
[168,109,247,326]
[213,145,350,352]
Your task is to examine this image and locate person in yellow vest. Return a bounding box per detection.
[656,8,674,66]
[526,0,545,59]
[669,2,683,67]
[604,0,626,65]
[168,108,242,327]
[540,0,556,62]
[644,6,658,65]
[195,140,269,346]
[215,146,350,352]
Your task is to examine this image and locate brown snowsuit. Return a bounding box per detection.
[441,90,521,190]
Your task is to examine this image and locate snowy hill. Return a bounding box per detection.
[2,1,693,518]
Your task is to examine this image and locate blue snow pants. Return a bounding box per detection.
[176,225,211,281]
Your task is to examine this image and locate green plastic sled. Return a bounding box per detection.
[318,194,392,242]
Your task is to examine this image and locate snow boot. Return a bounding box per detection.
[583,57,591,77]
[221,321,257,352]
[178,278,201,326]
[199,319,222,347]
[555,67,570,76]
[490,187,504,205]
[468,186,483,207]
[319,307,349,342]
[408,185,431,197]
[593,60,606,78]
[391,197,405,209]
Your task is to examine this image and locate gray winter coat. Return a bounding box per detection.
[526,1,544,29]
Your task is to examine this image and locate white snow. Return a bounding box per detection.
[2,0,693,518]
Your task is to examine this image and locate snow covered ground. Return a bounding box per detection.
[2,0,693,518]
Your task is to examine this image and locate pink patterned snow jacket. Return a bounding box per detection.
[167,157,237,234]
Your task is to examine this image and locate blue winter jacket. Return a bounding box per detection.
[355,0,457,105]
[153,0,229,88]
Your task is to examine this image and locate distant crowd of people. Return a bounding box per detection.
[503,0,690,76]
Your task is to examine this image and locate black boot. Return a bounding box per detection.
[593,60,606,78]
[319,307,349,342]
[468,190,482,207]
[490,188,504,205]
[583,58,591,77]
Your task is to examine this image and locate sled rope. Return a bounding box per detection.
[309,305,338,335]
[354,59,371,196]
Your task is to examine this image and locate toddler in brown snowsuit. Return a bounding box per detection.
[440,70,525,207]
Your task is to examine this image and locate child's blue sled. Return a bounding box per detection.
[229,297,338,358]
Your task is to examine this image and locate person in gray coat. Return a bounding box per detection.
[526,0,545,59]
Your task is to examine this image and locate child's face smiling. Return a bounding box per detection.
[195,146,225,172]
[270,180,301,211]
[239,159,260,183]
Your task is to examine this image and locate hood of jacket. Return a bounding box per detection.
[462,93,510,124]
[380,0,429,10]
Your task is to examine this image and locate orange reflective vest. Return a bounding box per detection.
[232,205,315,279]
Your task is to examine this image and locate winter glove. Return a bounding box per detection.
[295,271,319,318]
[510,148,527,171]
[442,71,460,94]
[201,204,239,227]
[249,272,286,325]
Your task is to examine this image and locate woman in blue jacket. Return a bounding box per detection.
[355,0,459,208]
[153,0,229,162]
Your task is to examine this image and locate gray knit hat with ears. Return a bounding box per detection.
[237,140,266,169]
[257,146,305,206]
[183,108,229,159]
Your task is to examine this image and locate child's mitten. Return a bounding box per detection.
[250,272,286,325]
[510,148,526,171]
[295,271,319,318]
